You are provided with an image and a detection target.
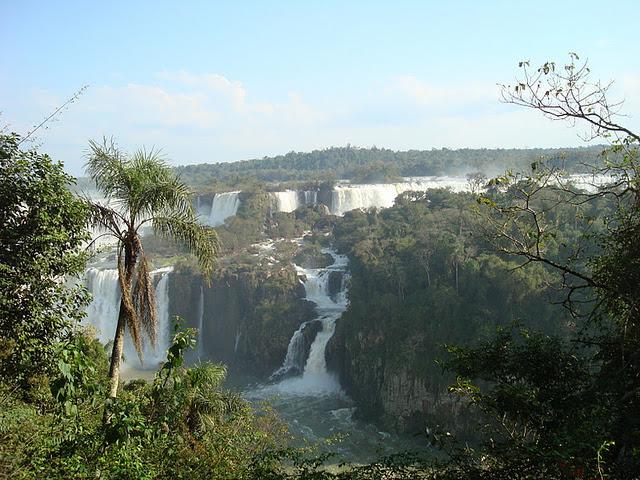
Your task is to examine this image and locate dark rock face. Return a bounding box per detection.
[169,264,315,378]
[327,271,344,301]
[317,188,333,211]
[293,246,334,269]
[326,313,470,435]
[269,319,323,380]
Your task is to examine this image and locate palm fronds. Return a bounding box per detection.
[132,252,158,349]
[85,137,219,372]
[153,214,220,278]
[82,198,126,242]
[86,138,130,207]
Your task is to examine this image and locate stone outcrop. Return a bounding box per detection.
[326,316,469,435]
[169,262,315,378]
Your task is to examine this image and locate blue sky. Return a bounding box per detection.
[2,1,639,174]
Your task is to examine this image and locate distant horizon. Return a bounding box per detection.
[177,142,607,167]
[65,142,607,179]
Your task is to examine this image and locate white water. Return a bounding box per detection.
[255,249,349,395]
[273,190,300,213]
[234,331,241,354]
[270,321,309,379]
[267,177,472,216]
[271,190,318,213]
[302,190,318,205]
[207,191,241,226]
[84,268,121,344]
[83,266,174,369]
[330,176,469,216]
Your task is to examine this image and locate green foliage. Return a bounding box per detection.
[0,321,285,479]
[330,189,566,430]
[50,333,108,417]
[0,133,90,385]
[445,328,601,476]
[439,142,640,477]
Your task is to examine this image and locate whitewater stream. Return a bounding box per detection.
[243,248,425,461]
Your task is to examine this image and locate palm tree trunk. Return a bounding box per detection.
[107,303,127,397]
[106,236,139,398]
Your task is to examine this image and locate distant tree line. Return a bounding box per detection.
[173,145,606,192]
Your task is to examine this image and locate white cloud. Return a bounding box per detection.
[7,69,623,176]
[156,71,248,111]
[387,75,498,108]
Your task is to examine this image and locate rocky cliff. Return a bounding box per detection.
[326,318,469,435]
[169,260,315,378]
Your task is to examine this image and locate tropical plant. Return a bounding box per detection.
[0,133,89,386]
[84,138,219,398]
[438,54,640,478]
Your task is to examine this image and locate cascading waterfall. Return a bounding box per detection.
[145,268,172,367]
[84,268,120,344]
[195,196,210,221]
[234,331,241,354]
[272,190,319,213]
[330,184,401,216]
[207,191,241,226]
[270,249,349,394]
[329,176,470,216]
[302,190,318,205]
[83,266,174,370]
[270,321,311,379]
[273,190,300,213]
[327,175,612,216]
[200,176,609,221]
[245,248,416,461]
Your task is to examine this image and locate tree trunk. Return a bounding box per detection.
[455,260,459,295]
[106,236,139,398]
[107,303,127,398]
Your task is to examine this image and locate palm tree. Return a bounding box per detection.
[85,138,219,398]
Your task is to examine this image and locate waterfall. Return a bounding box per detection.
[302,190,318,206]
[270,321,312,379]
[330,184,401,216]
[234,331,241,354]
[83,266,174,370]
[329,177,470,216]
[195,196,211,222]
[270,177,473,217]
[208,191,241,226]
[145,268,172,367]
[84,268,120,344]
[273,190,300,213]
[272,249,349,394]
[272,190,319,213]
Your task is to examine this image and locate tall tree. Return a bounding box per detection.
[444,54,640,477]
[85,139,219,398]
[0,133,89,385]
